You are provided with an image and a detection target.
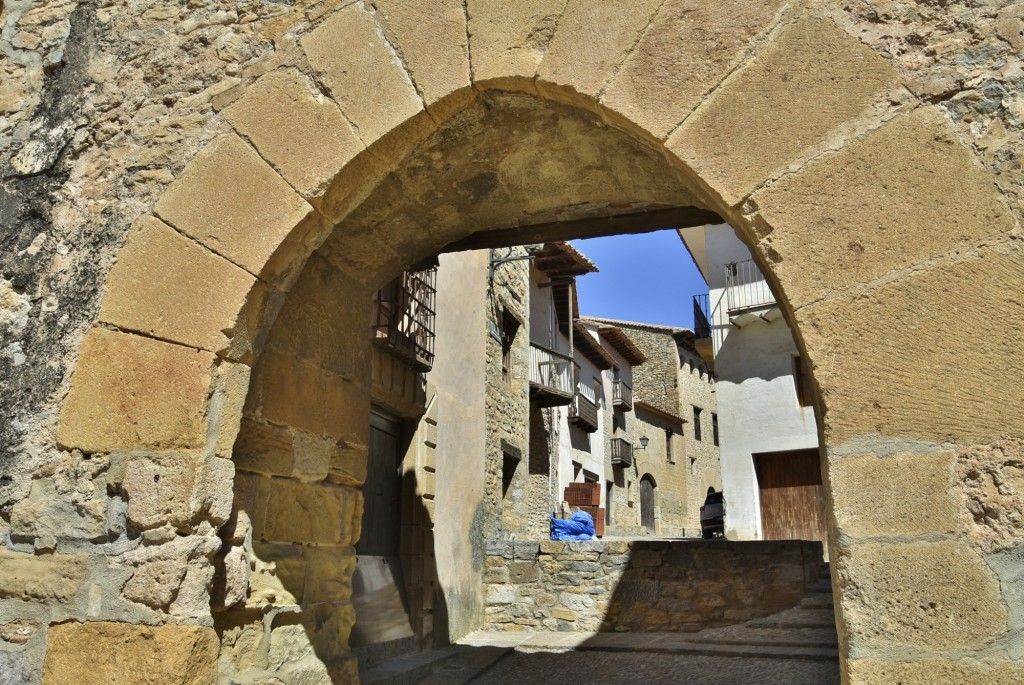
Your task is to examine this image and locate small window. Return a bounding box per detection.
[501,439,521,497]
[793,355,813,407]
[693,406,703,441]
[712,413,719,446]
[500,308,520,384]
[665,429,674,463]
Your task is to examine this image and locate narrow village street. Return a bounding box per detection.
[364,578,840,685]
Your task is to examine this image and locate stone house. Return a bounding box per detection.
[679,224,824,544]
[583,318,721,537]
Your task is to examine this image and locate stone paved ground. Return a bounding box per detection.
[463,649,840,685]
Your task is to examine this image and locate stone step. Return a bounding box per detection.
[580,638,839,662]
[681,626,838,649]
[360,645,465,685]
[416,646,512,685]
[800,592,835,609]
[746,607,837,630]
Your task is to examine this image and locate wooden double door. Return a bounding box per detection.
[754,449,828,545]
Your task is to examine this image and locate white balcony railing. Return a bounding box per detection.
[724,259,776,313]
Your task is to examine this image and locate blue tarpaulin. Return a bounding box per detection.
[550,511,596,541]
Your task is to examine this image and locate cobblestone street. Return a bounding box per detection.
[463,649,839,685]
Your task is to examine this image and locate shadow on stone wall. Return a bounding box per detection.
[483,539,826,633]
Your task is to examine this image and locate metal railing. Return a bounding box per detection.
[612,379,632,410]
[610,438,633,467]
[371,267,437,370]
[529,343,574,397]
[693,294,711,339]
[724,259,776,313]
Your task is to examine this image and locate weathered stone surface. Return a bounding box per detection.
[211,544,248,611]
[123,452,233,531]
[956,438,1024,553]
[301,4,423,146]
[0,549,86,602]
[374,0,472,110]
[798,243,1024,444]
[328,442,368,488]
[249,542,306,608]
[119,534,219,612]
[42,622,218,685]
[99,216,256,352]
[209,361,251,459]
[57,329,214,452]
[668,15,897,206]
[0,652,28,685]
[847,659,1024,685]
[252,351,369,442]
[840,540,1006,650]
[750,108,1016,309]
[154,134,314,279]
[830,452,959,538]
[9,477,106,542]
[264,479,360,545]
[602,0,787,139]
[224,68,364,199]
[537,0,664,102]
[0,619,41,645]
[304,546,356,604]
[466,0,568,88]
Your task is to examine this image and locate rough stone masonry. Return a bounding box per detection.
[1,0,1024,684]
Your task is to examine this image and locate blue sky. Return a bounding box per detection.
[572,230,707,330]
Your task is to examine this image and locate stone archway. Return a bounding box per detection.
[26,2,1023,684]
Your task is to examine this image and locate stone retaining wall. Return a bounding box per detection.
[484,539,825,633]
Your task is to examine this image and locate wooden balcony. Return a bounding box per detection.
[568,392,599,433]
[610,438,633,468]
[529,343,574,407]
[612,379,633,411]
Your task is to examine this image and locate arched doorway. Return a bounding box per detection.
[639,475,657,533]
[41,4,1021,684]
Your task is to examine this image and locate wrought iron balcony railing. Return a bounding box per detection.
[693,293,711,339]
[371,267,437,371]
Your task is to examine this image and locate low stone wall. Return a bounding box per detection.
[484,539,826,633]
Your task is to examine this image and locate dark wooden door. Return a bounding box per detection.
[640,477,656,532]
[754,449,827,544]
[357,410,404,556]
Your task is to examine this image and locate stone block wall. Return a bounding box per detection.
[483,539,824,633]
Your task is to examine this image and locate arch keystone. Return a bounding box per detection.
[57,328,215,453]
[154,134,315,283]
[99,215,256,354]
[667,15,898,207]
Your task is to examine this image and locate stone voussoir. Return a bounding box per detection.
[57,328,215,453]
[99,215,257,354]
[667,14,898,207]
[224,68,365,201]
[154,133,314,282]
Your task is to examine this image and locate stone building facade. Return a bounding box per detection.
[589,319,721,537]
[1,1,1023,683]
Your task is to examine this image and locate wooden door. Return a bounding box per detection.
[357,410,404,556]
[640,476,656,532]
[754,449,827,544]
